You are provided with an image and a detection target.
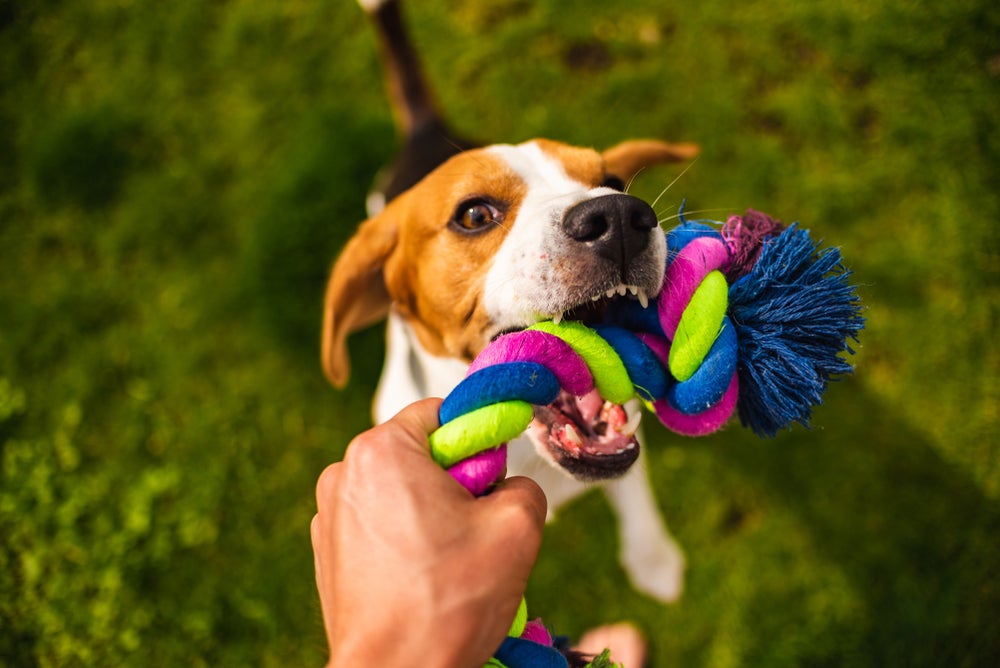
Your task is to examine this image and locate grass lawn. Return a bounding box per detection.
[1,0,998,665]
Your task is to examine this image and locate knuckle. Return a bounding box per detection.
[315,462,341,511]
[500,495,546,537]
[343,432,389,471]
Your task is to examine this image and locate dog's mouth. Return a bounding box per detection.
[549,282,651,326]
[530,389,641,481]
[518,282,651,481]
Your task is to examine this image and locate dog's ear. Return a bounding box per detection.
[602,139,700,183]
[322,210,398,388]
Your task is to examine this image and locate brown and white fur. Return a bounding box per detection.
[323,0,699,602]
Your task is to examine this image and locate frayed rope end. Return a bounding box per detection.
[728,224,865,437]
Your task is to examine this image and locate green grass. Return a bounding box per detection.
[1,0,998,665]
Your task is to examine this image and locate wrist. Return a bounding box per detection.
[329,645,462,668]
[328,617,489,668]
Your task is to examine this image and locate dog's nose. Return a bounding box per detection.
[562,194,659,270]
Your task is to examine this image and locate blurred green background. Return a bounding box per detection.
[1,0,997,665]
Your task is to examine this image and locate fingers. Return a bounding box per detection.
[322,398,545,532]
[488,475,547,526]
[481,475,547,553]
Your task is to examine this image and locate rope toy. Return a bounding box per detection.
[431,209,864,668]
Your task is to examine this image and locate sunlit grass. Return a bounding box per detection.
[1,0,997,665]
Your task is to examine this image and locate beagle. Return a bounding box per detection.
[323,0,698,602]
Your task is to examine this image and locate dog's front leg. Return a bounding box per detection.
[602,441,686,603]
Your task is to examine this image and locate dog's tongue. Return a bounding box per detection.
[532,388,640,457]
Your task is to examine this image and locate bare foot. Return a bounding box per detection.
[574,622,647,667]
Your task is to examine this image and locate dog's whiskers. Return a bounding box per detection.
[624,167,645,194]
[656,207,736,226]
[491,218,512,232]
[648,157,699,211]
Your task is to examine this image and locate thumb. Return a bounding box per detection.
[384,397,444,454]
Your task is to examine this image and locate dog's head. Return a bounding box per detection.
[323,138,697,480]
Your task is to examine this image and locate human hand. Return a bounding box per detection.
[311,398,547,667]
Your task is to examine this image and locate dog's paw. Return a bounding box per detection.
[620,534,686,603]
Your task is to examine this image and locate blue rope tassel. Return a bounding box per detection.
[728,224,865,436]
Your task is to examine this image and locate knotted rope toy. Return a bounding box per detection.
[430,209,864,668]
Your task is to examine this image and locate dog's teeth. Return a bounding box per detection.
[628,285,639,296]
[591,294,602,302]
[637,288,649,309]
[606,288,617,298]
[617,411,643,438]
[617,284,628,296]
[552,311,564,325]
[564,424,583,446]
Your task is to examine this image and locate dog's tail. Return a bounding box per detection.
[357,0,474,206]
[359,0,447,139]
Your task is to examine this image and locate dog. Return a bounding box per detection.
[323,0,699,602]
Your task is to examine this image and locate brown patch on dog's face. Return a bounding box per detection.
[380,149,528,361]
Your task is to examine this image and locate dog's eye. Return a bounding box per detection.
[602,175,626,191]
[450,200,502,234]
